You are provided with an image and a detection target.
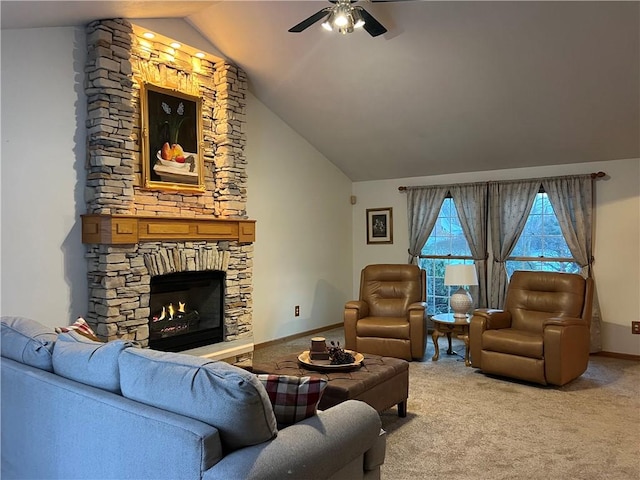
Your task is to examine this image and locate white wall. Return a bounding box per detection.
[245,93,353,344]
[1,27,88,323]
[352,158,640,355]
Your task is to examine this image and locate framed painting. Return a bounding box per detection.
[366,207,393,244]
[140,83,205,193]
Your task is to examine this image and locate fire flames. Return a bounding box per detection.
[153,301,187,322]
[151,301,200,338]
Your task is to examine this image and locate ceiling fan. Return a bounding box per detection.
[288,0,400,37]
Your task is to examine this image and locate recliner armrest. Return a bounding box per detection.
[472,309,512,330]
[408,301,426,312]
[345,300,369,318]
[544,316,587,328]
[407,302,427,359]
[469,309,511,369]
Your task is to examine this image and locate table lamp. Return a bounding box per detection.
[444,264,478,318]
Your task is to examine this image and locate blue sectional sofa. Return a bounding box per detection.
[0,316,385,479]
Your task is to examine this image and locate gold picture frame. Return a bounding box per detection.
[140,83,205,193]
[366,207,393,244]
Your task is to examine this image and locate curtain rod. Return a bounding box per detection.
[397,171,606,192]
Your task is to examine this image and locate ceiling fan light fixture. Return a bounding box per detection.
[352,8,365,29]
[338,24,354,35]
[290,0,385,37]
[321,11,334,31]
[334,10,349,28]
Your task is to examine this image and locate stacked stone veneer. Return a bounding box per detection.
[83,19,252,352]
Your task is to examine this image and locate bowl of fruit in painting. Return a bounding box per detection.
[157,142,189,168]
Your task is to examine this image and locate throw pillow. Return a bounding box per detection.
[53,331,137,394]
[0,316,57,371]
[119,348,278,451]
[256,374,328,425]
[55,317,99,342]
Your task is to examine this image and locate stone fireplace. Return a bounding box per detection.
[81,19,254,363]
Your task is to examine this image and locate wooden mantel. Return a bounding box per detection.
[81,214,255,245]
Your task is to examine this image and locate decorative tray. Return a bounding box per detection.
[297,350,364,372]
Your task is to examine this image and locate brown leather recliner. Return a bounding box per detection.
[470,270,593,386]
[344,264,427,361]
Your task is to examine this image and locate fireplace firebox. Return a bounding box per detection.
[148,270,224,352]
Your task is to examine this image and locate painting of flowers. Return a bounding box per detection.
[141,83,204,192]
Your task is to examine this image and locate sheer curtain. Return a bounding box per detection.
[450,183,489,308]
[406,186,448,264]
[543,175,601,352]
[488,180,540,308]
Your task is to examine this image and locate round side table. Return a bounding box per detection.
[431,313,471,366]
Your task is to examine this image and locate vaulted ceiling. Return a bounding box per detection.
[2,1,639,181]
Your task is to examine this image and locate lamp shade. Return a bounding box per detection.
[444,264,478,286]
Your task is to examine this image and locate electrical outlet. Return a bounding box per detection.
[632,321,640,335]
[295,306,300,317]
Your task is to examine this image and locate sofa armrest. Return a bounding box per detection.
[364,428,387,473]
[204,400,384,480]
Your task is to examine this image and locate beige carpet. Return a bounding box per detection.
[254,327,640,480]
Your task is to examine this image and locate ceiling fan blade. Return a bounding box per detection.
[360,8,387,37]
[288,8,331,33]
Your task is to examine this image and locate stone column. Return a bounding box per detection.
[85,19,136,215]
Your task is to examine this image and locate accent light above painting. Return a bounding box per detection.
[135,27,210,64]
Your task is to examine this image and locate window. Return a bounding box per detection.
[418,192,579,315]
[418,198,473,315]
[506,192,579,276]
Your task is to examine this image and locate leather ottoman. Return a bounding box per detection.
[251,353,409,417]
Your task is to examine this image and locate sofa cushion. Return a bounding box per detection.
[53,331,137,393]
[257,374,328,425]
[119,348,277,451]
[0,316,57,371]
[55,317,99,342]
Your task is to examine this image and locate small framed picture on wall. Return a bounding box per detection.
[366,207,393,244]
